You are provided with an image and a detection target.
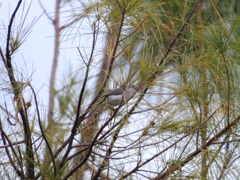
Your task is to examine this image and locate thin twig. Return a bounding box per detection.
[29,84,57,177]
[0,119,24,178]
[153,115,240,180]
[0,140,24,148]
[63,103,122,179]
[59,20,98,169]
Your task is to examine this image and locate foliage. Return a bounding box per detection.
[0,0,240,179]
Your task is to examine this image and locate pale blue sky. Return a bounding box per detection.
[1,1,54,104]
[0,0,96,107]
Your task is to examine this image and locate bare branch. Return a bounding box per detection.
[4,0,34,178]
[153,115,240,180]
[0,119,24,178]
[29,84,57,177]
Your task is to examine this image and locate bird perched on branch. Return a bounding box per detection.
[104,84,137,106]
[86,84,137,119]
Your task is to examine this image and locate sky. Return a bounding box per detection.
[1,0,54,104]
[0,0,92,108]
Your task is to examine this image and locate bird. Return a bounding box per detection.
[85,84,137,119]
[104,84,137,106]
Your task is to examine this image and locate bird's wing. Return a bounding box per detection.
[104,87,123,97]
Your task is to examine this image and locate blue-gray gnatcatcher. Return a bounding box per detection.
[104,84,137,106]
[86,85,137,118]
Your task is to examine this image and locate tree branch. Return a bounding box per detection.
[153,115,240,180]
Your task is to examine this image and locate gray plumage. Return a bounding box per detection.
[86,85,137,118]
[104,85,136,106]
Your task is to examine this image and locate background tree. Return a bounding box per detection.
[0,0,240,179]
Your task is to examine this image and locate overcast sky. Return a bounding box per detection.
[1,0,93,106]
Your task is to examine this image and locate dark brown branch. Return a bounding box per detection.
[4,102,16,126]
[92,117,123,179]
[121,108,217,179]
[93,3,201,179]
[5,0,34,178]
[0,119,24,178]
[119,20,145,43]
[91,88,146,179]
[153,115,240,180]
[59,21,97,169]
[6,0,22,60]
[62,104,122,180]
[100,8,126,91]
[0,47,6,65]
[0,140,24,148]
[217,143,238,180]
[29,84,57,177]
[58,5,126,172]
[162,4,201,61]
